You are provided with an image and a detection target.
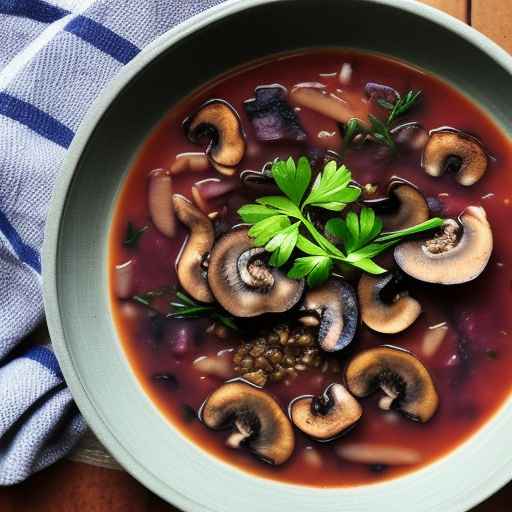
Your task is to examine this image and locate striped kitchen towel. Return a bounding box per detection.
[0,0,226,485]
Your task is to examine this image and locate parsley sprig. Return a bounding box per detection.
[342,89,422,152]
[238,157,443,287]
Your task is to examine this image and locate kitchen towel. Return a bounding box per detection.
[0,0,226,485]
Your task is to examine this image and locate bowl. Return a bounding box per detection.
[43,0,512,510]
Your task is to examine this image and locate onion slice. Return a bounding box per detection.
[148,168,175,238]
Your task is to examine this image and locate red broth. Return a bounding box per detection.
[109,50,512,487]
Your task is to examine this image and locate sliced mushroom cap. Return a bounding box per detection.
[207,228,304,317]
[345,346,439,422]
[200,380,295,465]
[358,272,421,334]
[173,194,215,303]
[394,206,493,285]
[422,129,488,186]
[289,383,362,441]
[363,179,429,231]
[183,99,246,168]
[299,278,358,352]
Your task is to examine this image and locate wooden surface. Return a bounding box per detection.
[2,0,511,510]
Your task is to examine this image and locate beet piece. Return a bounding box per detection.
[364,82,400,107]
[244,84,307,142]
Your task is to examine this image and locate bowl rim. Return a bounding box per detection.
[43,0,512,510]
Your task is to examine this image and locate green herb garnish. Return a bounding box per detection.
[238,157,443,287]
[168,291,238,331]
[342,89,422,153]
[132,286,173,309]
[386,90,422,125]
[123,222,148,248]
[368,114,396,150]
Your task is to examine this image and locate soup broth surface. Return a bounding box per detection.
[110,50,512,487]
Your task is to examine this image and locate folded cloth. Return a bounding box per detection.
[0,0,227,485]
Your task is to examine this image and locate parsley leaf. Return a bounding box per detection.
[256,196,302,218]
[302,161,361,210]
[123,222,148,248]
[266,222,300,267]
[272,156,311,206]
[287,255,333,287]
[248,215,291,246]
[237,204,279,223]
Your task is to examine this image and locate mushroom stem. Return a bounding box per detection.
[226,420,253,449]
[378,395,395,411]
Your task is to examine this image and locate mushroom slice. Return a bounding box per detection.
[200,380,295,465]
[345,346,439,422]
[364,179,429,231]
[394,206,492,285]
[358,272,421,334]
[244,84,307,142]
[299,278,358,352]
[289,383,362,441]
[173,194,215,303]
[422,129,488,186]
[207,228,304,317]
[148,169,176,238]
[183,99,246,168]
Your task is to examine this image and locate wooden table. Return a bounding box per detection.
[2,1,512,510]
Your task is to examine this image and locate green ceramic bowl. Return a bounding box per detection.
[43,1,512,510]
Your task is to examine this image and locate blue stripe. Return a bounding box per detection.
[23,346,62,378]
[0,93,74,148]
[65,16,140,65]
[0,0,68,23]
[0,209,41,273]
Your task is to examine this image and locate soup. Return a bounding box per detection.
[109,50,512,487]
